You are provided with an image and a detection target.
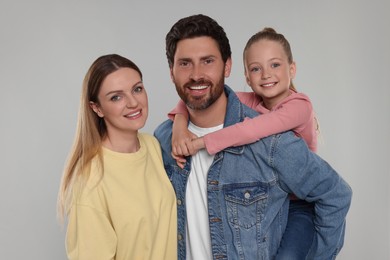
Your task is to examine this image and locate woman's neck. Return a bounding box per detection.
[102,132,140,153]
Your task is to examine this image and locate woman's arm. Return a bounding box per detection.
[66,204,116,260]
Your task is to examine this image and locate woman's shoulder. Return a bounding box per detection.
[139,132,159,144]
[77,159,103,188]
[70,163,103,206]
[139,132,162,151]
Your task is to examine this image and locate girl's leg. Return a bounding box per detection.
[275,200,315,260]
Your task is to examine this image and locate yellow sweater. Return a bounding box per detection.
[66,133,177,260]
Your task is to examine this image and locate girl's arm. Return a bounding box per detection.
[167,99,188,121]
[204,96,313,155]
[168,100,202,168]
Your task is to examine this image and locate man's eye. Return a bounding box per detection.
[204,58,214,64]
[179,61,189,67]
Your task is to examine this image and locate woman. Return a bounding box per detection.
[57,54,177,260]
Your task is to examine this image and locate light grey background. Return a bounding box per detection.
[1,1,389,259]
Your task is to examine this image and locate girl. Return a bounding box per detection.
[57,54,177,260]
[170,28,318,259]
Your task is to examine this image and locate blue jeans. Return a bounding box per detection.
[275,200,315,260]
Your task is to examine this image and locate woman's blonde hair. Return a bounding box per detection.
[57,54,142,222]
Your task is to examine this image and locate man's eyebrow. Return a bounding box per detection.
[177,55,217,61]
[200,55,217,60]
[177,57,191,62]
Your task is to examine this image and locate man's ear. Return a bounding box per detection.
[89,101,104,118]
[170,68,175,83]
[224,58,232,78]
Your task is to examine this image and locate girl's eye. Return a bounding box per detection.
[110,95,121,101]
[250,67,261,73]
[271,63,281,68]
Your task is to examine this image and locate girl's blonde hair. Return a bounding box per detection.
[57,54,142,222]
[243,27,321,136]
[243,27,297,92]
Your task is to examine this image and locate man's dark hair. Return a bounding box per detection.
[165,14,232,68]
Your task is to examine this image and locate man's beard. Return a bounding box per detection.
[174,76,225,111]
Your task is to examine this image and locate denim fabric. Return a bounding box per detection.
[154,85,352,260]
[275,200,315,260]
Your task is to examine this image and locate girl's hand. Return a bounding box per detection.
[171,152,186,169]
[172,113,196,157]
[172,129,198,157]
[171,113,206,168]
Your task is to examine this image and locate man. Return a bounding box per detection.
[154,14,352,260]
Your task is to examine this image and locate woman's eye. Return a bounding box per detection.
[133,86,144,93]
[250,67,260,73]
[110,95,121,101]
[271,63,280,68]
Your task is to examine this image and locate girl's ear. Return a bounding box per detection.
[89,101,104,118]
[290,62,297,79]
[244,70,251,86]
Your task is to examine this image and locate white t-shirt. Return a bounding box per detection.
[185,122,223,260]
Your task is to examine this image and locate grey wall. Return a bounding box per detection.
[1,1,389,259]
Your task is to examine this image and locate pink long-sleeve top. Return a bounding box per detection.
[168,90,317,155]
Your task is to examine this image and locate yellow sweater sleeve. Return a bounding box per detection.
[66,204,117,260]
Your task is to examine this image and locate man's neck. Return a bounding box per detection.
[188,92,227,128]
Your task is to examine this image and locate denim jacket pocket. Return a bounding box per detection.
[223,182,269,229]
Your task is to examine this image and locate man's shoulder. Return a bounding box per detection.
[154,119,173,134]
[241,102,260,119]
[224,86,259,119]
[153,120,175,164]
[154,119,173,145]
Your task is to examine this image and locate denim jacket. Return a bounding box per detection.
[154,85,352,260]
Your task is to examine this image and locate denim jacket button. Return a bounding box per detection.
[177,199,182,205]
[244,192,251,199]
[178,234,183,240]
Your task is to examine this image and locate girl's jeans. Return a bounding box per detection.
[275,199,315,260]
